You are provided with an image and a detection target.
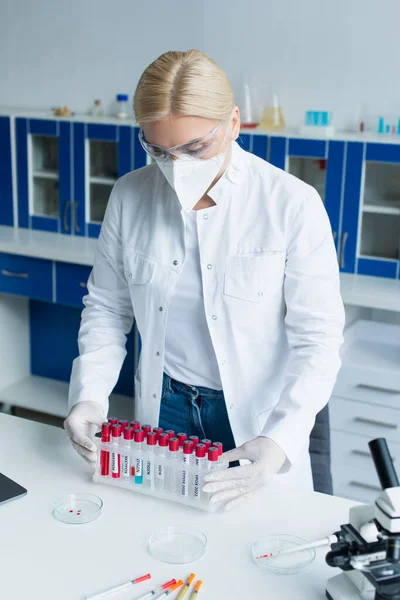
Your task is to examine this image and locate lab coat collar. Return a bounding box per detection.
[207,140,244,204]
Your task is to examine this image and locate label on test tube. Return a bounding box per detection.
[134,429,144,484]
[121,426,133,478]
[156,433,169,489]
[100,422,111,476]
[194,443,206,498]
[145,431,157,487]
[181,440,193,497]
[111,424,122,478]
[168,437,180,494]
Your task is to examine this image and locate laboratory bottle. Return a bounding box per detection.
[121,426,133,478]
[181,440,194,497]
[259,93,285,131]
[168,438,180,494]
[144,431,157,488]
[111,424,122,479]
[134,429,144,484]
[100,422,111,476]
[156,433,170,490]
[116,94,129,119]
[91,99,104,117]
[237,72,260,128]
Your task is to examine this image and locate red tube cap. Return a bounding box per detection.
[183,440,194,455]
[169,437,179,452]
[111,424,122,437]
[195,443,206,458]
[212,441,223,456]
[189,436,199,447]
[101,422,111,435]
[165,430,175,439]
[119,419,129,431]
[177,433,187,446]
[158,433,170,447]
[153,427,163,438]
[130,421,141,431]
[142,424,152,435]
[201,439,212,450]
[147,431,157,446]
[123,426,134,440]
[208,447,219,462]
[134,429,145,443]
[108,417,118,426]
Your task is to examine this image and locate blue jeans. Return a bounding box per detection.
[159,373,236,452]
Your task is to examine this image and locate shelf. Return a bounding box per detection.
[0,375,134,420]
[33,169,59,180]
[341,319,400,374]
[89,176,116,185]
[363,205,400,216]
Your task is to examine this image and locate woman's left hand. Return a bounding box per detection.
[203,437,287,510]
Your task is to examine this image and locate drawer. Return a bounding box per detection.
[55,262,92,307]
[0,252,53,301]
[333,465,382,504]
[330,395,400,443]
[331,430,400,474]
[334,365,400,410]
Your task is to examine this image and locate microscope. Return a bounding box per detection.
[326,438,400,600]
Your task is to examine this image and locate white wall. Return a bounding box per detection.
[1,0,400,130]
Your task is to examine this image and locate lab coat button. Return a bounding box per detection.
[212,315,217,320]
[173,260,178,266]
[207,264,212,270]
[159,307,163,312]
[229,404,235,410]
[221,360,227,366]
[128,273,132,278]
[156,351,160,356]
[152,394,157,398]
[203,214,209,220]
[258,291,264,297]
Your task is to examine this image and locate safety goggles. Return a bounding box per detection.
[139,121,224,161]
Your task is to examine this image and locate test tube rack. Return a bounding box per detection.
[93,435,228,512]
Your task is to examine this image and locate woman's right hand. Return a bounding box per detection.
[64,401,105,465]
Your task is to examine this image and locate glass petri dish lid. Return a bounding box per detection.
[148,525,207,564]
[251,534,316,575]
[53,493,103,524]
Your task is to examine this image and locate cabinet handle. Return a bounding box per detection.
[356,383,400,396]
[72,201,80,233]
[353,416,397,430]
[351,449,395,462]
[63,200,71,232]
[79,282,88,289]
[1,269,29,279]
[349,480,381,492]
[340,232,348,269]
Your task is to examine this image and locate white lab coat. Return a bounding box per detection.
[69,141,345,493]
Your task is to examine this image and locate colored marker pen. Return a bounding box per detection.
[156,432,169,490]
[145,431,157,488]
[130,420,141,431]
[100,422,111,476]
[111,424,122,478]
[142,424,152,436]
[121,426,133,478]
[168,437,179,494]
[193,443,206,499]
[181,440,193,497]
[134,429,144,484]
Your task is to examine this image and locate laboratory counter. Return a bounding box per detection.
[0,413,357,600]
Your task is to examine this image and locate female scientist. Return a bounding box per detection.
[64,50,344,510]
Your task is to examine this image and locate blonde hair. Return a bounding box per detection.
[133,49,234,124]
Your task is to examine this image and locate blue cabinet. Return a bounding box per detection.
[0,117,14,227]
[55,262,92,307]
[238,132,269,159]
[16,118,73,234]
[0,253,53,301]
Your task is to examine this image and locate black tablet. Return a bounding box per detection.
[0,472,27,505]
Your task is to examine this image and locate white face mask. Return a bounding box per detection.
[155,134,232,212]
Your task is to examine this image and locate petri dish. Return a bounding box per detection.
[52,493,103,524]
[148,525,207,564]
[251,534,316,575]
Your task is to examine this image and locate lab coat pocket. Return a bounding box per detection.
[224,251,285,302]
[125,253,156,285]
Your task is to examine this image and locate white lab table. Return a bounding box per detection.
[0,413,357,600]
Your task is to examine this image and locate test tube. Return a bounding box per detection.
[188,436,199,448]
[165,430,175,440]
[100,422,111,476]
[118,419,129,432]
[153,427,163,439]
[207,447,219,471]
[142,424,152,436]
[144,431,157,488]
[111,424,122,479]
[177,433,187,449]
[193,443,206,499]
[168,437,180,494]
[134,429,144,484]
[200,439,212,451]
[181,440,194,497]
[130,420,141,431]
[212,442,223,464]
[121,426,133,478]
[156,433,169,490]
[108,417,118,426]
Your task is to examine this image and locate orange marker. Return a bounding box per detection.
[188,580,202,600]
[176,574,195,600]
[157,580,184,599]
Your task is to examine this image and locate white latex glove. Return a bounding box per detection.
[203,436,287,511]
[63,401,106,465]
